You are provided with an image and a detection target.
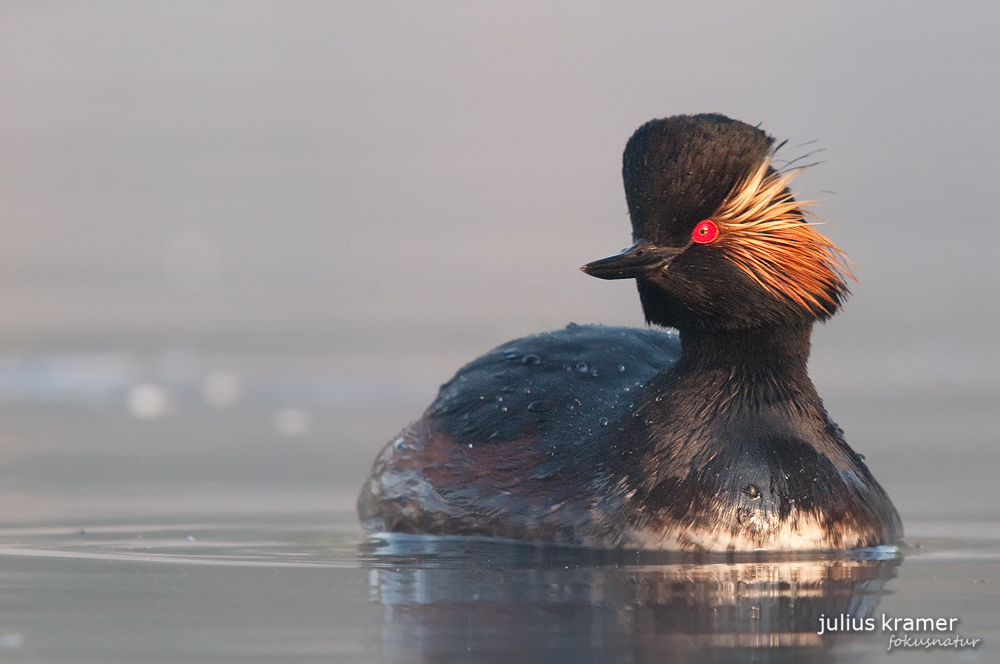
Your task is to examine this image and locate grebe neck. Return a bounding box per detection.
[668,323,818,410]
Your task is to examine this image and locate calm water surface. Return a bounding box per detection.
[0,513,996,663]
[0,382,996,663]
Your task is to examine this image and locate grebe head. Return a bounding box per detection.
[583,114,852,333]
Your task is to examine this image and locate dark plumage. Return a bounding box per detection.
[357,113,902,551]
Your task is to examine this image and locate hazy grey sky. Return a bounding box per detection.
[0,2,997,372]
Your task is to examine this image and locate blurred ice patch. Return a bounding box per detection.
[127,383,170,419]
[0,633,23,649]
[0,352,431,411]
[0,353,135,405]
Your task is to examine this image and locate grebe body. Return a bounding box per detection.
[358,114,902,551]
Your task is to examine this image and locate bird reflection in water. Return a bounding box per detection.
[363,536,900,663]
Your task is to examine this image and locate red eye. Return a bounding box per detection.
[691,219,719,244]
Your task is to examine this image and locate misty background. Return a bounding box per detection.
[0,2,997,525]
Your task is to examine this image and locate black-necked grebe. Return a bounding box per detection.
[357,113,902,551]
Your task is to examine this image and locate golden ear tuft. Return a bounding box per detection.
[712,158,855,314]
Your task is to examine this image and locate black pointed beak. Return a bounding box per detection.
[581,242,682,280]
